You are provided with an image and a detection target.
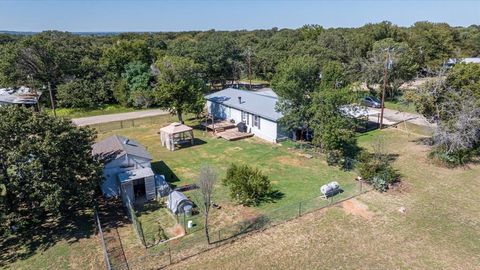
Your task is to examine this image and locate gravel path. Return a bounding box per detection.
[72,109,169,126]
[368,107,436,128]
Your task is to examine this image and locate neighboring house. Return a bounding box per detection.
[92,135,167,204]
[0,86,41,106]
[445,57,480,68]
[205,88,287,143]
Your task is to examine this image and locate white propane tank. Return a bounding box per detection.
[320,184,332,195]
[321,181,340,195]
[328,181,339,190]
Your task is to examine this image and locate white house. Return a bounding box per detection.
[92,135,168,204]
[205,88,287,143]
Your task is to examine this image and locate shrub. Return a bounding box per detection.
[429,146,478,167]
[222,164,272,206]
[356,151,399,192]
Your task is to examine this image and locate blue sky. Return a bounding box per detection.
[0,0,479,32]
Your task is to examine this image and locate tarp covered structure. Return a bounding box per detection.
[167,191,193,215]
[159,122,194,151]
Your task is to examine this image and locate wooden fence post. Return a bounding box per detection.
[168,243,172,265]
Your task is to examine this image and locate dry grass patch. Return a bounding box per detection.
[276,155,305,167]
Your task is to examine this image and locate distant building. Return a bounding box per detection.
[0,86,41,106]
[444,57,480,69]
[92,135,169,204]
[205,88,288,143]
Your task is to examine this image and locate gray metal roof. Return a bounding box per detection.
[205,88,283,122]
[92,135,152,161]
[118,167,154,183]
[0,86,41,105]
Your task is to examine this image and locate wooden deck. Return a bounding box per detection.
[201,120,236,132]
[217,129,254,141]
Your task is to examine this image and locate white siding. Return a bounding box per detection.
[101,154,152,198]
[207,100,281,143]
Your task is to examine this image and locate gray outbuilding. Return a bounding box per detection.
[93,135,158,204]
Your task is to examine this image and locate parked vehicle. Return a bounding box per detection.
[361,96,382,108]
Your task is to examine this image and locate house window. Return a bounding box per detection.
[242,111,250,125]
[253,115,260,129]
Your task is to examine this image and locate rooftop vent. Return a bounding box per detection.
[124,139,130,145]
[238,96,242,104]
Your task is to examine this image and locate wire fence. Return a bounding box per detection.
[112,183,370,270]
[88,114,177,132]
[94,206,112,270]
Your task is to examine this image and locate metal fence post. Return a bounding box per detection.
[298,202,302,217]
[218,230,221,242]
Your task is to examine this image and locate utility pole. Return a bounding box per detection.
[245,47,252,90]
[48,82,56,117]
[380,49,392,129]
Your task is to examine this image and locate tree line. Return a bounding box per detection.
[0,21,478,115]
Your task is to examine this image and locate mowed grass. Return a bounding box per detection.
[96,116,359,261]
[44,104,145,118]
[168,127,480,269]
[96,117,357,215]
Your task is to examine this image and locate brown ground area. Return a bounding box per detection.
[340,198,374,220]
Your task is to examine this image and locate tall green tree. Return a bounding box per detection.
[154,56,206,123]
[0,107,102,234]
[363,38,418,98]
[100,39,151,78]
[194,33,241,88]
[408,22,456,71]
[121,61,155,108]
[271,56,320,139]
[311,62,358,167]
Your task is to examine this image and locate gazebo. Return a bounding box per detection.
[159,122,195,151]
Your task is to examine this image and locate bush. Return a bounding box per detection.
[222,164,272,206]
[356,151,399,192]
[429,146,477,167]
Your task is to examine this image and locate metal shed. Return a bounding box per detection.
[159,122,195,151]
[118,167,156,204]
[167,191,193,215]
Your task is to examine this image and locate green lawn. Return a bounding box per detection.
[96,116,359,259]
[44,104,146,118]
[97,119,357,214]
[384,100,417,113]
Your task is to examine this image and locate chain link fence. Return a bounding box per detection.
[125,197,147,247]
[113,183,371,270]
